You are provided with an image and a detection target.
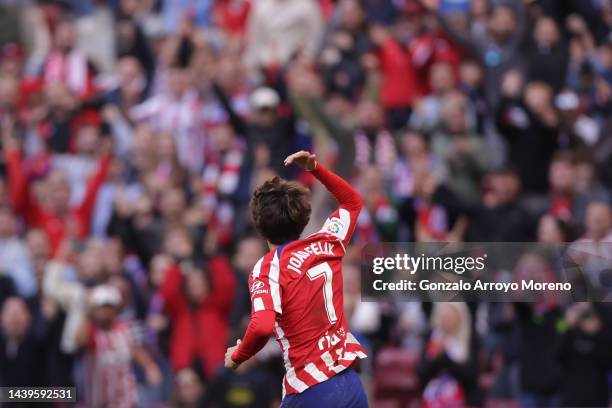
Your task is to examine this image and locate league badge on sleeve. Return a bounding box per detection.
[324,217,346,236]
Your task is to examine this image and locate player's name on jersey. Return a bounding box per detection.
[287,242,336,273]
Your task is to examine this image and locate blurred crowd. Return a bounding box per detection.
[0,0,611,407]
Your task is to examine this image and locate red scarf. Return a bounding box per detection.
[201,141,245,244]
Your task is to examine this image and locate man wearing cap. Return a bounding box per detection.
[78,284,161,408]
[213,84,298,178]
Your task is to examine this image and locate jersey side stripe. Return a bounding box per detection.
[275,323,308,393]
[269,252,282,314]
[304,363,329,382]
[252,257,264,278]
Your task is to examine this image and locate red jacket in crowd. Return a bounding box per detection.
[378,37,419,109]
[409,31,463,95]
[4,148,111,254]
[161,256,236,377]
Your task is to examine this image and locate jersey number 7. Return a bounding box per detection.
[307,262,338,324]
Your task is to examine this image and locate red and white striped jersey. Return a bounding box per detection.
[248,201,367,395]
[85,320,140,408]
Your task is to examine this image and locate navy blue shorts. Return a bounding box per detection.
[280,368,368,408]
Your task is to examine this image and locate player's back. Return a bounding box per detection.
[249,229,366,395]
[243,159,367,397]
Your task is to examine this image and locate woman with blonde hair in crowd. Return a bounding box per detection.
[418,302,481,407]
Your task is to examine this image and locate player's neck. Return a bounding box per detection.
[267,241,278,252]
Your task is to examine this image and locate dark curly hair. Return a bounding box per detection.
[250,177,311,245]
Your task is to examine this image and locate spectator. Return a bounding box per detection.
[583,201,612,243]
[422,0,527,108]
[496,74,561,195]
[458,59,487,132]
[408,7,463,96]
[430,168,536,241]
[0,205,36,297]
[410,61,460,132]
[200,123,252,243]
[353,100,398,179]
[77,284,161,408]
[394,132,455,242]
[102,56,150,135]
[214,83,298,179]
[392,130,447,201]
[160,256,235,378]
[537,214,577,243]
[558,302,612,407]
[211,0,251,39]
[2,122,111,254]
[514,300,563,407]
[114,0,156,85]
[318,0,371,100]
[0,297,46,388]
[430,90,488,203]
[355,165,399,242]
[526,16,569,92]
[172,367,205,408]
[230,235,267,326]
[417,302,481,407]
[369,24,418,130]
[570,201,612,287]
[545,152,610,225]
[40,17,97,100]
[244,0,323,69]
[131,66,206,174]
[202,357,281,408]
[555,89,603,147]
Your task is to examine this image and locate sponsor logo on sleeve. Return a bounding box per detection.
[250,280,269,296]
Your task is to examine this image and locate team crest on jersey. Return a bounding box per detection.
[325,217,345,235]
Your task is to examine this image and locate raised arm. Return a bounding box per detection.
[311,162,362,212]
[2,121,36,214]
[421,0,482,58]
[160,263,187,317]
[287,78,355,179]
[3,145,29,212]
[201,255,236,315]
[284,151,362,211]
[284,151,363,245]
[43,260,87,353]
[211,82,248,137]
